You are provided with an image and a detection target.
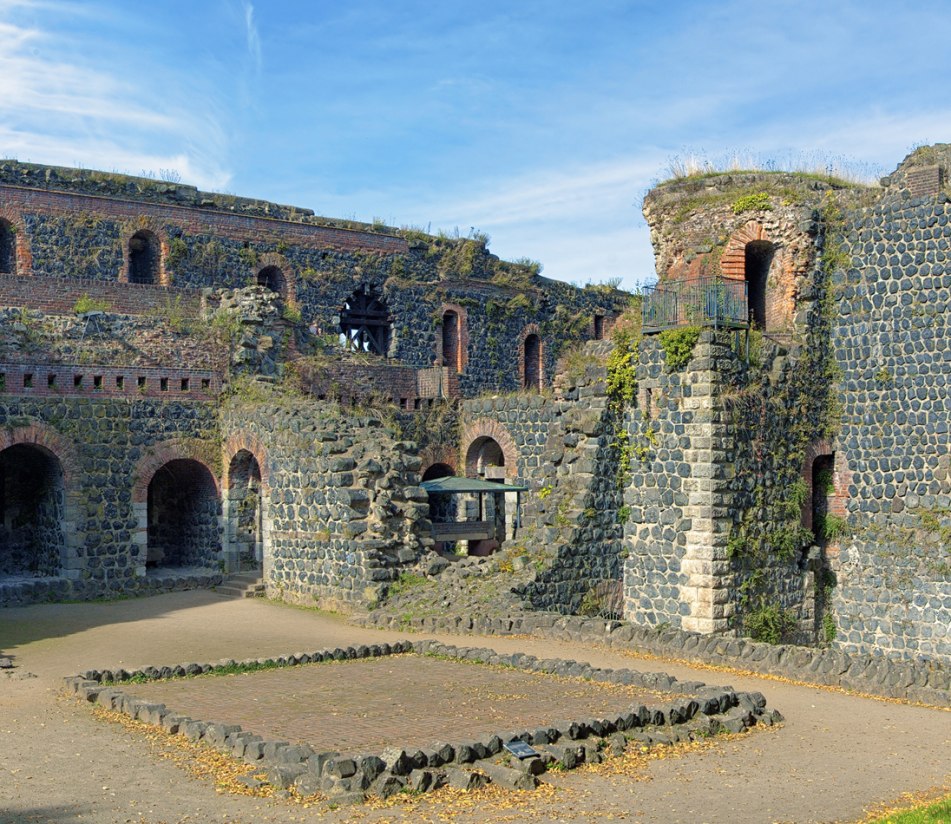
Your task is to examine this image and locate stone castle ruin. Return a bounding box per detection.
[0,146,948,665]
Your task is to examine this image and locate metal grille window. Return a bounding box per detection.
[339,286,390,355]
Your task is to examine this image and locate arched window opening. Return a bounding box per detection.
[523,333,542,391]
[442,311,460,371]
[339,286,390,355]
[146,459,220,569]
[0,220,15,275]
[227,451,263,572]
[466,436,505,479]
[0,444,65,577]
[129,230,160,285]
[256,265,286,298]
[745,241,774,329]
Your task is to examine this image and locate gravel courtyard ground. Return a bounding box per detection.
[0,589,948,824]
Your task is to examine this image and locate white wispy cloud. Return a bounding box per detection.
[0,3,235,190]
[243,2,262,73]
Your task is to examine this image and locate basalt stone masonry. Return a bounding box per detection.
[625,146,951,664]
[2,148,949,670]
[0,160,622,610]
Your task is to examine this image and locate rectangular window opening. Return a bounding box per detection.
[116,376,124,389]
[23,373,33,388]
[47,373,56,388]
[160,378,168,392]
[93,375,103,390]
[181,378,189,391]
[74,374,83,388]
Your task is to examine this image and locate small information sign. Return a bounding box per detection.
[503,740,539,760]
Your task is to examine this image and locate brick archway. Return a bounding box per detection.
[222,432,270,489]
[801,439,850,535]
[461,418,519,479]
[0,422,82,486]
[255,251,297,305]
[0,421,82,577]
[222,433,270,574]
[132,439,221,503]
[0,205,31,275]
[720,221,773,280]
[119,216,171,286]
[720,220,796,331]
[131,439,222,573]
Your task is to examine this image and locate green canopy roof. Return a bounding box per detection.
[420,476,528,494]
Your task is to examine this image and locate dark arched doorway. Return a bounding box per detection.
[129,230,160,284]
[256,265,286,299]
[227,450,263,572]
[745,241,774,329]
[146,459,220,569]
[0,444,65,577]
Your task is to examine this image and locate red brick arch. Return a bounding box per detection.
[438,302,469,373]
[255,251,297,305]
[0,205,32,275]
[461,418,519,479]
[720,221,774,281]
[132,439,221,503]
[222,432,270,489]
[800,439,850,533]
[119,215,171,286]
[0,421,82,485]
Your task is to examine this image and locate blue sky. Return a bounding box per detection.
[2,0,950,289]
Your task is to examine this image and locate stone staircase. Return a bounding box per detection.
[214,570,265,599]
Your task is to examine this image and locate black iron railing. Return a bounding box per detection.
[641,277,749,333]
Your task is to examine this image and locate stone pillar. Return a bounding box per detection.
[679,338,735,634]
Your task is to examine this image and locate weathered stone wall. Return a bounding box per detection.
[459,342,626,614]
[0,397,222,606]
[831,191,951,661]
[642,172,831,332]
[0,162,624,398]
[221,400,431,611]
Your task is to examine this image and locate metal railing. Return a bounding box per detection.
[641,277,749,333]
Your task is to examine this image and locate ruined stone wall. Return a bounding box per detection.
[459,342,626,614]
[642,172,832,333]
[0,396,222,606]
[623,328,830,644]
[831,191,951,661]
[0,164,623,399]
[221,400,431,611]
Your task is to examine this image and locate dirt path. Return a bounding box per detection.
[1,590,948,824]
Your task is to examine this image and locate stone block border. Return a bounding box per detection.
[357,612,951,707]
[65,639,781,803]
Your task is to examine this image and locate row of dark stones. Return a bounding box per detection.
[357,611,951,707]
[64,639,777,805]
[0,570,222,608]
